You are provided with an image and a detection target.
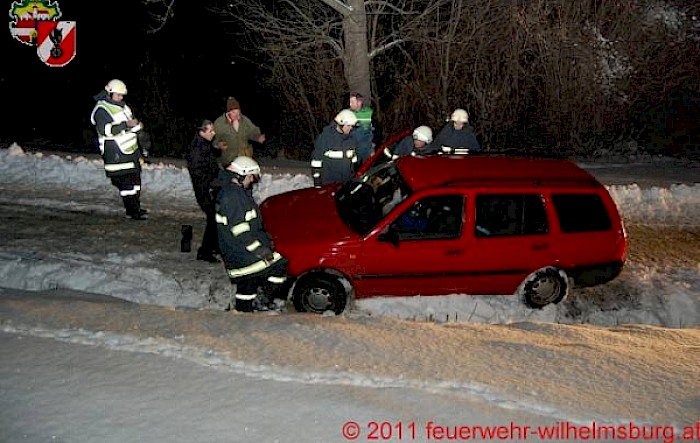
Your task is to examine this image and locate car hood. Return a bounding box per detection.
[260,185,356,247]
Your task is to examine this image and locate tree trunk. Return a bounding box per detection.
[343,0,371,102]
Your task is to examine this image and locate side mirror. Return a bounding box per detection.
[378,227,400,247]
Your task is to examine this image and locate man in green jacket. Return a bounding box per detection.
[349,92,382,164]
[213,97,266,166]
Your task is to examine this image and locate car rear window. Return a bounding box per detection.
[552,194,612,233]
[475,194,548,237]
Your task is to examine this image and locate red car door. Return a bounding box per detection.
[459,192,554,295]
[350,193,470,297]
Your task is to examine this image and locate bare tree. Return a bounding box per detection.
[214,1,444,101]
[204,0,455,152]
[141,0,176,33]
[142,0,700,158]
[140,0,505,148]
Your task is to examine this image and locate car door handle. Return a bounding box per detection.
[444,249,464,256]
[531,243,550,251]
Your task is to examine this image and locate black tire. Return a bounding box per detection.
[292,274,348,315]
[519,267,568,309]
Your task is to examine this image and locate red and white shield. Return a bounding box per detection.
[36,20,76,67]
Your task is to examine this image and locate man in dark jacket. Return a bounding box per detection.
[433,108,481,154]
[310,109,360,186]
[185,120,221,263]
[90,79,148,220]
[216,156,288,313]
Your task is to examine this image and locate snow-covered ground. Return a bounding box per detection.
[0,143,698,328]
[1,143,699,442]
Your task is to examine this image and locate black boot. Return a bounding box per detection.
[197,247,220,263]
[234,298,253,313]
[123,195,147,220]
[132,195,148,219]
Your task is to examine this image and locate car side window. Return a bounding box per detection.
[475,194,548,237]
[391,195,464,240]
[552,194,612,232]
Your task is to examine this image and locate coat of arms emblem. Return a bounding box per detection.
[8,0,62,46]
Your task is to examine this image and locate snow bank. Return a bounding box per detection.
[1,143,697,225]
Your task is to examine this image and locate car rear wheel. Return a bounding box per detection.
[293,274,348,315]
[518,267,569,309]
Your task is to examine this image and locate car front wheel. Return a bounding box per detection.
[293,274,348,315]
[518,267,569,309]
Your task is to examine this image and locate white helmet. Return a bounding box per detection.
[334,109,358,126]
[105,79,127,95]
[412,125,433,143]
[227,156,261,176]
[450,108,469,123]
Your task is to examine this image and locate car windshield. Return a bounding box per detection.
[335,162,412,235]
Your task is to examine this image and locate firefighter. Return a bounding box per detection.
[310,109,360,186]
[433,108,481,154]
[90,79,148,220]
[383,125,436,160]
[216,156,288,312]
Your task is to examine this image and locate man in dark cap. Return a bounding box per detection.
[213,97,266,167]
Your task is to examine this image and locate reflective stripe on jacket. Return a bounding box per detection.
[432,123,481,153]
[91,100,140,155]
[310,123,359,186]
[90,98,141,176]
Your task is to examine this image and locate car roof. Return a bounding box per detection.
[395,155,600,191]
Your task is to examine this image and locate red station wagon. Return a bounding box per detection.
[260,155,627,314]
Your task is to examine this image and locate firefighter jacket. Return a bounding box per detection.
[215,170,281,280]
[311,123,359,186]
[384,136,441,160]
[384,136,415,160]
[212,114,262,166]
[433,123,481,154]
[90,92,142,177]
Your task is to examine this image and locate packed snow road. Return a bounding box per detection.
[1,288,699,432]
[1,329,569,443]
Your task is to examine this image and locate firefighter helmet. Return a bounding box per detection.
[412,125,433,143]
[334,109,358,126]
[105,79,128,95]
[227,156,261,177]
[450,108,469,123]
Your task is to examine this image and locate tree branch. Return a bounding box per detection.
[318,0,353,15]
[141,0,176,33]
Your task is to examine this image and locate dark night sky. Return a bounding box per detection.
[1,1,271,152]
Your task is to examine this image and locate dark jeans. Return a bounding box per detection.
[191,177,219,255]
